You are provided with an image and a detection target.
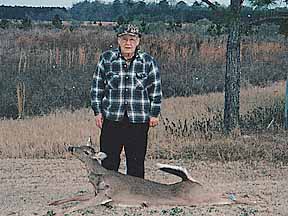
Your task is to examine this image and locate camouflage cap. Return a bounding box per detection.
[117,24,141,37]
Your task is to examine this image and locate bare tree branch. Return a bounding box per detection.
[201,0,218,10]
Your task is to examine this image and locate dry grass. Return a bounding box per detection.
[162,80,286,120]
[1,82,287,162]
[0,109,98,158]
[1,28,287,118]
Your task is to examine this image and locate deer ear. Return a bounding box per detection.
[96,152,107,161]
[86,136,92,146]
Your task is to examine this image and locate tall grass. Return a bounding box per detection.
[1,27,287,118]
[1,82,287,163]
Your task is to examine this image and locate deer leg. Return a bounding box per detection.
[49,194,95,206]
[55,193,113,216]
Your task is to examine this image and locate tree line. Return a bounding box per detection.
[0,5,68,20]
[0,1,287,24]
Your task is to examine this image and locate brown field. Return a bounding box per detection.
[0,82,288,215]
[1,27,287,119]
[0,81,286,159]
[0,159,287,216]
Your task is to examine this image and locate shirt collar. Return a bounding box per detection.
[113,48,143,63]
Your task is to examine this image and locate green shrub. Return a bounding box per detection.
[0,19,10,29]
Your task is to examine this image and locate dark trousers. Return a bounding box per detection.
[100,115,149,178]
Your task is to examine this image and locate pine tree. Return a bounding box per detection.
[52,14,63,29]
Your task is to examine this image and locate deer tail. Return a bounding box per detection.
[156,163,201,184]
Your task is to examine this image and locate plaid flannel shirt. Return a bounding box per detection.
[91,48,162,123]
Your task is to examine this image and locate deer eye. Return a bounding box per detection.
[84,150,90,155]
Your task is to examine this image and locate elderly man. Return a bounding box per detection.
[91,24,162,178]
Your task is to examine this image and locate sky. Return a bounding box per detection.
[1,0,287,8]
[0,0,231,8]
[0,0,78,7]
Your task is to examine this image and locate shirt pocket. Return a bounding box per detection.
[106,71,120,89]
[135,72,148,90]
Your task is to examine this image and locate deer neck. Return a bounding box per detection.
[85,158,108,175]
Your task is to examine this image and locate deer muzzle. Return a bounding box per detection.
[67,146,75,152]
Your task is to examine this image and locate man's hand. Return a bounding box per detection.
[149,117,159,127]
[95,113,103,129]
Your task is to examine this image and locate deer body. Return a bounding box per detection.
[66,145,234,207]
[50,143,253,215]
[88,171,201,206]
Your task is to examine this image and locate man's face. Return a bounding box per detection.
[118,34,140,56]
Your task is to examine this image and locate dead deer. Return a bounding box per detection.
[50,139,255,215]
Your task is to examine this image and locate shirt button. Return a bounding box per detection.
[124,101,128,105]
[125,88,128,92]
[126,76,129,80]
[123,64,127,68]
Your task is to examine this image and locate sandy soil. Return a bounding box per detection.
[0,158,287,216]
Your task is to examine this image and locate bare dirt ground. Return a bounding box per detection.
[0,158,287,216]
